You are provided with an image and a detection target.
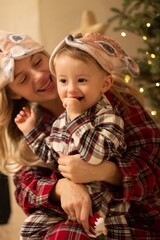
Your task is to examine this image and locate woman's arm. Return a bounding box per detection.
[14,166,59,215]
[52,177,92,232]
[107,91,160,201]
[58,153,122,185]
[14,165,92,232]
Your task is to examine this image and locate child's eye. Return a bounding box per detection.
[78,78,87,83]
[59,79,67,84]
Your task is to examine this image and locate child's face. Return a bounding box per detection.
[54,54,111,112]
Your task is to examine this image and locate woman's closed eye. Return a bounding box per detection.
[34,59,41,66]
[19,74,28,84]
[14,73,28,85]
[33,57,42,67]
[32,53,45,67]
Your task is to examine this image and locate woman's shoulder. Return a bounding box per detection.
[105,91,159,130]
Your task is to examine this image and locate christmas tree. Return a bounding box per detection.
[108,0,160,126]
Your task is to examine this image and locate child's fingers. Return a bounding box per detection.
[14,114,24,123]
[30,107,36,116]
[19,110,27,117]
[14,107,31,123]
[22,107,32,116]
[22,107,31,114]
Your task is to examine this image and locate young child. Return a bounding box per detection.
[15,32,140,238]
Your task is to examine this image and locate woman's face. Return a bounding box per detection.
[8,53,58,103]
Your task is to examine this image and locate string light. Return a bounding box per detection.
[124,74,131,83]
[138,82,160,90]
[151,54,156,58]
[143,36,147,40]
[138,81,159,118]
[146,22,151,27]
[119,26,159,124]
[121,32,126,37]
[151,110,157,116]
[139,87,144,92]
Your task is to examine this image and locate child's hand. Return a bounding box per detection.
[63,98,84,120]
[14,107,36,136]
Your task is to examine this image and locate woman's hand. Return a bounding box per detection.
[54,177,92,233]
[58,153,122,185]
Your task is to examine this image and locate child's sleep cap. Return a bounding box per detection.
[50,32,140,77]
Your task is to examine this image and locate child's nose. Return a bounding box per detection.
[68,83,77,93]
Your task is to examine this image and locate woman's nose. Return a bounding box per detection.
[32,70,43,82]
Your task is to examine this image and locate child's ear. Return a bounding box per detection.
[102,75,113,93]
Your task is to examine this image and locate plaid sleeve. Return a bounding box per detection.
[121,106,160,201]
[13,166,60,215]
[107,92,160,201]
[25,127,59,164]
[24,106,59,164]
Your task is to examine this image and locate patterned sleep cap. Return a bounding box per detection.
[49,32,140,77]
[0,30,44,89]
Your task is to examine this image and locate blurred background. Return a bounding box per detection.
[1,0,159,124]
[0,0,159,239]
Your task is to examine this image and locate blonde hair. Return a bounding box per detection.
[0,87,47,174]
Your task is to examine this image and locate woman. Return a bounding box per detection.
[0,30,160,239]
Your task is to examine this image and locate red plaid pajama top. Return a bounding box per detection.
[14,91,160,239]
